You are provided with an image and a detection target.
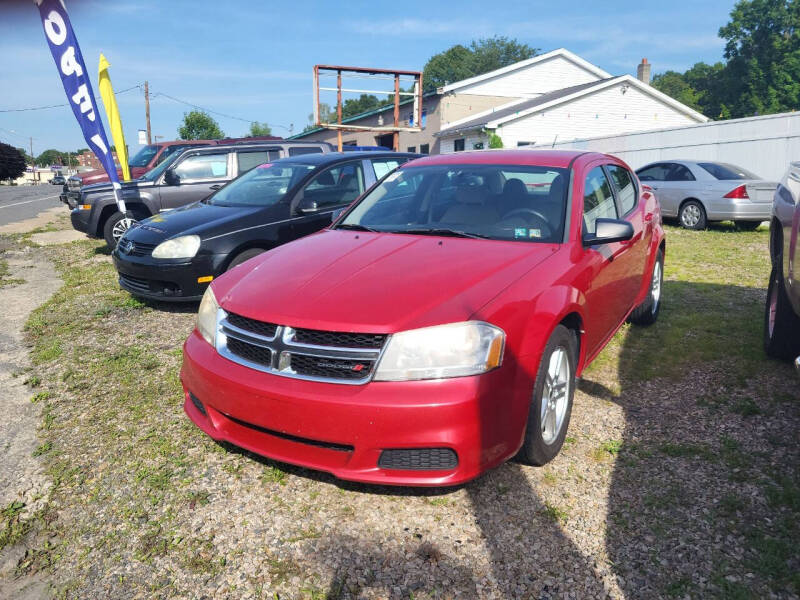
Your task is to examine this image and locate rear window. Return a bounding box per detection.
[698,162,758,180]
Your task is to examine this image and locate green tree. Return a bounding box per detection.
[0,143,27,180]
[341,94,386,119]
[35,149,67,166]
[488,132,504,149]
[178,110,224,140]
[423,36,539,91]
[247,121,272,137]
[718,0,800,117]
[651,71,702,112]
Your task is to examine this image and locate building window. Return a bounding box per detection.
[454,138,465,152]
[407,146,416,153]
[517,141,535,147]
[420,144,430,154]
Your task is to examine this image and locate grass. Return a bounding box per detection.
[0,258,25,288]
[3,222,798,597]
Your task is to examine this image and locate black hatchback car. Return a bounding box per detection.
[112,151,418,301]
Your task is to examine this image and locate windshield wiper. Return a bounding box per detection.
[336,223,380,233]
[398,227,490,240]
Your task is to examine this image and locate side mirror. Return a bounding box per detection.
[164,169,180,186]
[297,196,319,215]
[583,218,634,246]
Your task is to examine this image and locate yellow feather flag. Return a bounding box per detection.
[97,53,130,181]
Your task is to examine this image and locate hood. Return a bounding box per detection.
[82,178,151,196]
[72,167,148,186]
[125,202,267,243]
[215,229,557,333]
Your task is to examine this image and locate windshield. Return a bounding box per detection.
[129,144,160,168]
[338,164,570,242]
[207,162,315,207]
[698,162,759,180]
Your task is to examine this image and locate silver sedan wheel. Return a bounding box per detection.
[541,346,570,445]
[112,217,137,243]
[680,204,702,228]
[651,259,663,314]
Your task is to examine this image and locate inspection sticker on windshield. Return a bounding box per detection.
[514,228,527,238]
[529,229,541,238]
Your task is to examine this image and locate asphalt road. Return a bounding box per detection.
[0,185,65,227]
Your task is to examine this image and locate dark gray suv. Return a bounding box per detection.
[69,141,332,248]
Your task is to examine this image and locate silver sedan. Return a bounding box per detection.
[635,160,777,230]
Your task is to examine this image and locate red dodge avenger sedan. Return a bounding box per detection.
[181,150,665,486]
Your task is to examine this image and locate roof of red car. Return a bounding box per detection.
[405,149,589,169]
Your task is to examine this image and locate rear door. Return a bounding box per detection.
[157,151,232,211]
[637,162,696,217]
[291,160,366,238]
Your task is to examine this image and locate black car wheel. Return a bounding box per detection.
[227,248,266,271]
[764,266,800,359]
[103,211,138,250]
[629,249,664,326]
[521,324,577,466]
[679,200,707,230]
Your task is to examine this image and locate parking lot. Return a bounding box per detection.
[0,214,796,599]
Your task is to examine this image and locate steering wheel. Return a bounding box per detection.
[502,208,553,236]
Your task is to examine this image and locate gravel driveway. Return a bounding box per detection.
[0,221,797,599]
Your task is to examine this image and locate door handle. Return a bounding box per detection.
[209,184,222,191]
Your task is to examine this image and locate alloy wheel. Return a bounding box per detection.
[112,217,137,243]
[541,346,570,445]
[651,259,662,314]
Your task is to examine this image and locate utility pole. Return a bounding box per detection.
[144,80,152,145]
[30,137,36,183]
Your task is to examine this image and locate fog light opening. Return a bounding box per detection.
[189,392,207,416]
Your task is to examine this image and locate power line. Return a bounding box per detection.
[0,85,142,113]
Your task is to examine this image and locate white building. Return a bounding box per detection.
[435,49,708,153]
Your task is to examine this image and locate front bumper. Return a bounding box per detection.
[61,190,80,208]
[706,198,772,221]
[180,330,522,486]
[70,207,91,235]
[112,250,222,302]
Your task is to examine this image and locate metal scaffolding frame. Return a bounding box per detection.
[312,65,423,151]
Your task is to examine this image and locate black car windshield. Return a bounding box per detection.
[698,162,759,180]
[129,144,160,168]
[337,164,570,243]
[206,162,315,207]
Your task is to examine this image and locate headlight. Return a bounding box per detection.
[152,235,201,259]
[373,321,505,381]
[196,287,220,347]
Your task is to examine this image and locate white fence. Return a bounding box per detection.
[550,111,800,181]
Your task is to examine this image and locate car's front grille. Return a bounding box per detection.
[292,327,386,349]
[117,238,157,257]
[225,313,278,338]
[119,273,150,294]
[218,312,387,385]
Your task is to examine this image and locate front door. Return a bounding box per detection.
[291,160,366,238]
[157,151,231,211]
[580,165,644,356]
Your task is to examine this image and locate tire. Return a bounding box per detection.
[103,211,138,250]
[226,248,266,271]
[735,220,762,232]
[521,325,577,466]
[678,200,707,230]
[629,249,664,326]
[764,266,800,359]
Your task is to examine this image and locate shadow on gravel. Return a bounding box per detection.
[583,280,800,598]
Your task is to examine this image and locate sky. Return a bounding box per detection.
[1,0,737,159]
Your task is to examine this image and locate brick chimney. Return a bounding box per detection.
[637,58,651,85]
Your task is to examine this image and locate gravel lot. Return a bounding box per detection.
[0,218,797,599]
